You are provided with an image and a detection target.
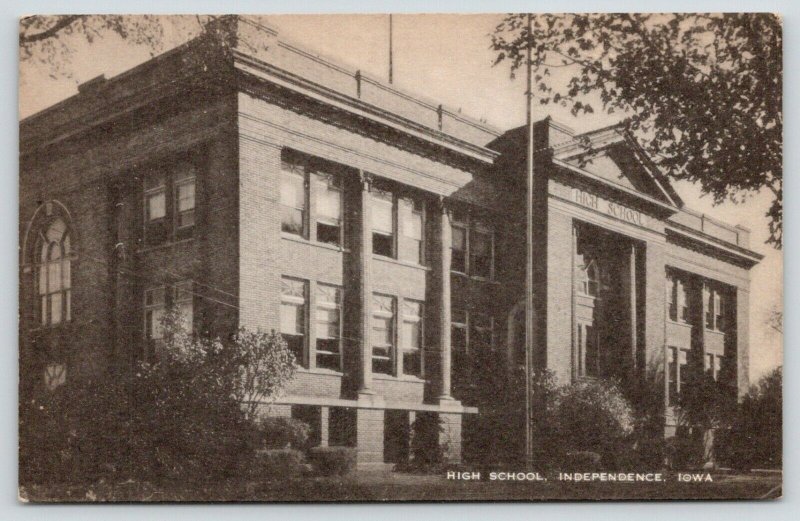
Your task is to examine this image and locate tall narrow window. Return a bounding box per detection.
[315,172,343,246]
[144,175,167,246]
[715,292,724,331]
[175,167,196,240]
[316,284,342,371]
[36,218,71,326]
[174,281,194,333]
[667,275,678,322]
[451,217,467,273]
[451,307,469,392]
[678,348,689,398]
[400,198,424,264]
[401,300,423,377]
[145,286,167,357]
[470,221,492,279]
[584,324,600,377]
[677,279,689,323]
[281,161,306,237]
[668,347,678,405]
[371,189,395,257]
[281,277,307,366]
[371,294,394,374]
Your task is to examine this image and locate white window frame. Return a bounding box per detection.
[315,283,343,372]
[401,299,424,378]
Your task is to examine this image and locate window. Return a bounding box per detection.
[144,282,193,359]
[451,307,469,391]
[372,294,395,374]
[145,286,167,359]
[400,198,425,264]
[144,175,167,246]
[281,277,307,366]
[316,284,342,371]
[668,346,690,406]
[577,258,600,297]
[667,274,689,324]
[281,161,306,237]
[451,221,467,273]
[175,167,196,240]
[315,172,343,246]
[450,212,494,278]
[144,163,197,246]
[36,218,72,326]
[667,276,677,322]
[578,323,601,377]
[470,222,493,279]
[705,286,726,331]
[401,300,423,377]
[371,189,395,257]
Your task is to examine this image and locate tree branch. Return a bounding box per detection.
[20,15,86,45]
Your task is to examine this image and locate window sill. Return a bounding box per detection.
[281,233,349,253]
[137,237,195,254]
[666,319,692,328]
[704,328,725,335]
[372,255,430,271]
[296,367,344,377]
[372,373,427,384]
[450,271,498,284]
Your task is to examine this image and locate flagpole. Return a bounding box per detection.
[524,12,535,469]
[389,14,394,84]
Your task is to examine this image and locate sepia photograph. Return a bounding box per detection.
[17,11,782,502]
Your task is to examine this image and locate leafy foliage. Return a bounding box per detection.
[19,309,297,485]
[718,367,782,469]
[258,417,312,450]
[492,13,782,247]
[307,446,357,476]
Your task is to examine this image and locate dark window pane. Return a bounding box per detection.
[317,222,341,246]
[145,220,167,247]
[451,226,466,272]
[283,334,304,366]
[373,232,393,257]
[403,350,421,377]
[372,357,392,375]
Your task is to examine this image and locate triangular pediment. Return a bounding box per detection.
[552,125,683,208]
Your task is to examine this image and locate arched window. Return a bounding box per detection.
[35,218,71,326]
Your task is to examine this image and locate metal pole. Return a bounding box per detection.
[389,14,394,84]
[524,12,535,469]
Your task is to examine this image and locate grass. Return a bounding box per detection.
[19,470,781,502]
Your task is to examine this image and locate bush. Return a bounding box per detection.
[717,367,782,470]
[19,309,297,486]
[407,413,450,471]
[544,378,635,468]
[246,449,304,480]
[259,417,311,450]
[307,446,357,476]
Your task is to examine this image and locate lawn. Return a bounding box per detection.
[20,470,781,502]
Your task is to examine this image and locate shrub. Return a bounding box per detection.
[307,446,357,476]
[259,417,311,450]
[246,449,304,480]
[19,309,298,486]
[540,378,635,468]
[717,367,782,470]
[409,413,448,471]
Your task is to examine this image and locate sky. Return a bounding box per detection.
[18,14,783,382]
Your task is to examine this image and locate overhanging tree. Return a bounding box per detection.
[492,13,782,247]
